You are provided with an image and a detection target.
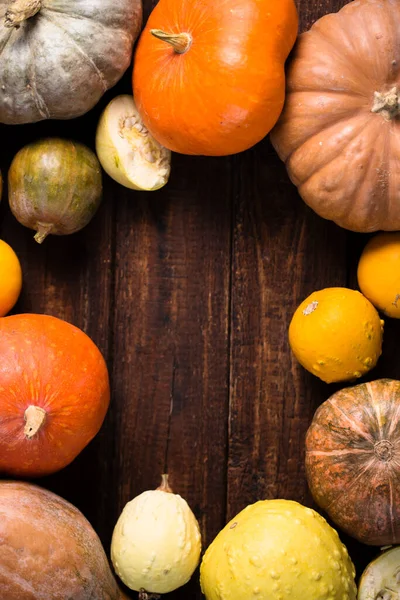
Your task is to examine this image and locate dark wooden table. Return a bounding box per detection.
[0,0,397,597]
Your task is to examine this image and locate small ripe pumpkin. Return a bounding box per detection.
[0,313,110,477]
[200,499,357,600]
[0,239,22,316]
[358,232,400,318]
[133,0,298,156]
[0,0,142,124]
[0,480,126,599]
[289,288,384,384]
[8,138,103,243]
[271,0,400,233]
[111,475,201,596]
[306,379,400,546]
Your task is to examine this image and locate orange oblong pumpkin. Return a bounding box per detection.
[133,0,298,156]
[0,314,110,478]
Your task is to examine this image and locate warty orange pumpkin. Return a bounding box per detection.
[271,0,400,233]
[133,0,298,156]
[0,314,110,477]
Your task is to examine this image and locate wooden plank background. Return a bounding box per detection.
[0,0,392,597]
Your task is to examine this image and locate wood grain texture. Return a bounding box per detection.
[0,0,392,598]
[109,155,232,599]
[227,143,347,519]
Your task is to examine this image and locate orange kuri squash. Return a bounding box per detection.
[133,0,298,156]
[0,314,110,477]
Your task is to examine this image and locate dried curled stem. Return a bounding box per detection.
[150,29,192,54]
[5,0,41,27]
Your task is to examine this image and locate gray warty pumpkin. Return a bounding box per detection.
[0,0,142,124]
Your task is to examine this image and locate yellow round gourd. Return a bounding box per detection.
[0,239,22,317]
[289,287,384,383]
[200,499,357,600]
[358,232,400,319]
[111,475,201,595]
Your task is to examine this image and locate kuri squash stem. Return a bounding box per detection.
[24,405,47,439]
[150,29,192,54]
[5,0,41,28]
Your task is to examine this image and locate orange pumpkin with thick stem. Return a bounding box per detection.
[132,0,298,156]
[271,0,400,233]
[0,314,110,477]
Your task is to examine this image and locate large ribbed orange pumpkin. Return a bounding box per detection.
[271,0,400,233]
[133,0,298,156]
[0,314,110,477]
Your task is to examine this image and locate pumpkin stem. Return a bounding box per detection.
[150,29,192,54]
[372,87,400,121]
[157,473,173,493]
[5,0,41,28]
[139,591,161,600]
[24,405,47,439]
[34,222,53,244]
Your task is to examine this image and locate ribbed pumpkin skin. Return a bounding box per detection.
[0,0,142,124]
[306,379,400,546]
[271,0,400,233]
[133,0,298,156]
[0,314,110,477]
[0,481,124,599]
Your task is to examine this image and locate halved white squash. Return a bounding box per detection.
[358,546,400,600]
[96,95,171,192]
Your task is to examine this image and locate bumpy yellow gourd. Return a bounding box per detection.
[289,287,384,383]
[111,475,201,596]
[0,239,22,317]
[358,232,400,318]
[200,499,357,600]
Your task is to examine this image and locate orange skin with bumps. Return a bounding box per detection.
[0,314,110,478]
[133,0,298,156]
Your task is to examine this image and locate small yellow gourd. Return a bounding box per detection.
[111,475,201,598]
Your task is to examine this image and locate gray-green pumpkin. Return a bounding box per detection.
[0,0,142,124]
[8,138,103,243]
